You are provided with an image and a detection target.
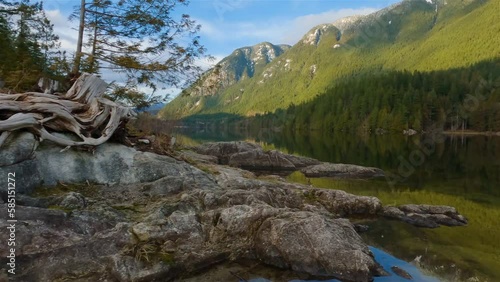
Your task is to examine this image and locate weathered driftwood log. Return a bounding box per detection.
[0,73,135,148]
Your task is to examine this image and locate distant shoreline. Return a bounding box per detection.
[442,130,500,136]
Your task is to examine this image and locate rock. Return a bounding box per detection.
[229,149,296,170]
[179,150,220,164]
[354,224,370,233]
[282,154,321,168]
[308,189,382,216]
[0,133,216,193]
[0,137,468,282]
[391,266,413,280]
[138,138,150,144]
[254,212,387,281]
[380,204,468,228]
[194,141,262,164]
[301,163,385,178]
[0,131,38,166]
[59,192,86,210]
[195,141,320,170]
[0,132,41,194]
[0,158,41,194]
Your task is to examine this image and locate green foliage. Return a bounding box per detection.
[72,0,208,90]
[106,84,167,110]
[0,1,63,91]
[256,60,500,133]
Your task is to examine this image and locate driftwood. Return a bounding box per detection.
[0,73,135,148]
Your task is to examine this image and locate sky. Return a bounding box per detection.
[44,0,400,98]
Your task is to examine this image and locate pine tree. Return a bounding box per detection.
[72,0,208,91]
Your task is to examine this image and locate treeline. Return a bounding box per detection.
[253,59,500,133]
[0,1,68,91]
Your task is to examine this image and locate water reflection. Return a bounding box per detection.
[176,128,500,281]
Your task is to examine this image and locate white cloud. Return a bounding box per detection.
[195,54,226,69]
[196,7,378,47]
[45,9,78,53]
[282,8,378,44]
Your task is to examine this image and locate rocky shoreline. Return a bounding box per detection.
[0,134,467,281]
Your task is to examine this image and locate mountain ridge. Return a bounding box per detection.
[159,0,499,119]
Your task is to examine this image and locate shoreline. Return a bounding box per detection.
[442,130,500,136]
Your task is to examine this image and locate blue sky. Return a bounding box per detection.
[44,0,400,97]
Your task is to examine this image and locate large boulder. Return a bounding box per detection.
[194,141,262,164]
[228,149,296,170]
[228,149,321,171]
[0,132,41,194]
[0,131,38,166]
[254,212,387,281]
[0,131,216,194]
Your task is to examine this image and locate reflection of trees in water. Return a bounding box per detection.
[180,127,500,197]
[267,132,500,197]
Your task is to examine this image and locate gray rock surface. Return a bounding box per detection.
[0,132,215,194]
[0,131,38,166]
[194,141,262,164]
[254,212,387,281]
[380,204,468,228]
[300,163,385,178]
[0,136,467,281]
[0,132,40,194]
[194,141,382,178]
[228,149,296,170]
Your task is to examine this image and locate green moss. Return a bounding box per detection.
[303,191,318,203]
[32,182,99,198]
[194,164,220,175]
[158,252,175,265]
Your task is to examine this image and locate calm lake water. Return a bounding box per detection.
[176,128,500,282]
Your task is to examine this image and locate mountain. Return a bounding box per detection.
[137,102,166,115]
[159,42,290,118]
[159,0,500,119]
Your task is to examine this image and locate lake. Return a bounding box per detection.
[175,128,500,282]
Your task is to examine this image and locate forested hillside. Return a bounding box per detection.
[159,0,500,119]
[159,42,290,118]
[252,59,500,132]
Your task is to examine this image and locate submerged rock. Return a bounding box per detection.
[380,204,468,228]
[194,141,262,164]
[300,163,385,179]
[255,213,387,281]
[391,266,413,280]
